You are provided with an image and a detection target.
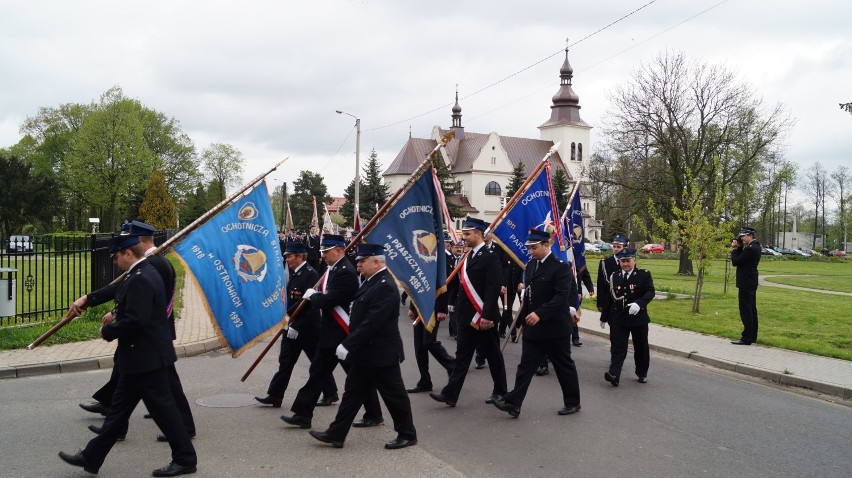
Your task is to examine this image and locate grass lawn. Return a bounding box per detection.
[764,275,852,293]
[583,256,852,361]
[0,253,187,350]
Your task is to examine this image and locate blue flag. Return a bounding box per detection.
[491,163,567,267]
[364,166,447,331]
[173,182,287,357]
[562,184,586,308]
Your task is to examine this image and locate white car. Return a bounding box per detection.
[7,235,34,254]
[584,243,600,253]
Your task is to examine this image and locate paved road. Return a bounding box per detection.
[3,307,850,478]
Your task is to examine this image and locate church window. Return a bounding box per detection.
[485,181,501,196]
[570,142,576,161]
[578,143,583,161]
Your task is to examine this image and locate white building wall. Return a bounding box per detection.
[539,124,592,181]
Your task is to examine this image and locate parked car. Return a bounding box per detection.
[7,235,34,254]
[800,248,819,256]
[774,247,799,256]
[584,243,600,253]
[792,249,811,257]
[761,247,782,256]
[829,249,847,257]
[598,242,614,253]
[640,243,664,254]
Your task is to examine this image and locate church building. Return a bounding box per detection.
[383,49,602,242]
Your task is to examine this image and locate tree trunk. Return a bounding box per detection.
[677,248,694,276]
[692,265,704,314]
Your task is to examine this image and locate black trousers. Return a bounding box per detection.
[93,364,195,436]
[441,320,507,401]
[290,346,381,420]
[82,367,196,471]
[411,320,455,389]
[326,363,417,442]
[504,335,580,408]
[738,287,758,343]
[267,331,337,400]
[498,290,521,335]
[609,322,650,379]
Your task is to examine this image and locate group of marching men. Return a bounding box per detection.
[58,217,655,475]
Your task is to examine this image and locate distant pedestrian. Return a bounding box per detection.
[730,227,761,345]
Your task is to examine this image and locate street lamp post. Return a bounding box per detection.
[336,110,361,217]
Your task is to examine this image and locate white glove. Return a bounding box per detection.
[600,320,607,329]
[628,302,640,315]
[335,344,349,361]
[447,305,454,313]
[287,327,299,340]
[569,307,577,317]
[303,288,317,300]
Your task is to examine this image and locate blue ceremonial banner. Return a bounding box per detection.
[562,183,585,308]
[363,166,447,332]
[173,182,287,357]
[491,163,567,267]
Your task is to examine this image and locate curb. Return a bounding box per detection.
[578,324,852,400]
[0,338,222,380]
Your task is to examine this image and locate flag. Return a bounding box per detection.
[562,183,586,308]
[311,196,319,228]
[491,162,566,267]
[431,167,459,244]
[363,165,447,332]
[322,204,335,234]
[284,201,294,231]
[353,204,362,233]
[173,182,287,357]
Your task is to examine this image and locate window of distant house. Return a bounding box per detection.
[571,142,576,161]
[485,181,501,196]
[578,143,583,161]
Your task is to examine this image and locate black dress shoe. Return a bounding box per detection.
[604,372,619,387]
[152,461,197,477]
[491,396,520,418]
[638,376,648,383]
[309,430,344,448]
[144,413,152,419]
[731,340,752,345]
[79,402,108,416]
[428,392,456,407]
[475,361,486,369]
[88,424,125,441]
[156,432,196,442]
[406,385,432,393]
[315,394,339,406]
[535,366,549,376]
[280,414,311,429]
[572,339,583,347]
[385,436,418,449]
[352,417,384,428]
[558,405,581,415]
[484,394,502,404]
[255,395,282,407]
[59,450,99,474]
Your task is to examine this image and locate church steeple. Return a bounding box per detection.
[539,48,588,128]
[451,85,464,138]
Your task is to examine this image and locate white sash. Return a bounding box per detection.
[459,255,485,329]
[319,269,350,334]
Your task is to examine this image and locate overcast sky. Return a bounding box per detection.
[1,0,850,203]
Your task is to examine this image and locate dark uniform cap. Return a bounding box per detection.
[612,235,628,245]
[616,248,637,260]
[284,242,307,255]
[355,243,385,260]
[738,227,756,237]
[320,234,347,251]
[525,228,552,245]
[127,220,156,236]
[461,217,488,232]
[109,235,140,255]
[443,231,452,242]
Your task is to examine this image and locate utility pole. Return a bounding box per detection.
[281,182,288,230]
[336,110,361,218]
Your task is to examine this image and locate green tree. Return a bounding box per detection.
[139,108,200,200]
[179,182,209,226]
[505,161,526,198]
[0,155,59,237]
[342,149,391,224]
[67,86,156,231]
[291,171,331,229]
[139,169,178,229]
[201,143,244,203]
[551,166,571,212]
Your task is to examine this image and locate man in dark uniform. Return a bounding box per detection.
[604,248,655,386]
[430,217,507,407]
[281,234,382,429]
[309,244,418,449]
[596,235,627,329]
[493,229,581,418]
[447,240,464,338]
[730,227,761,345]
[255,242,337,407]
[305,225,321,270]
[405,234,456,394]
[59,235,197,477]
[476,231,509,367]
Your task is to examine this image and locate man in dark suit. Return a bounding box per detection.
[596,234,627,329]
[281,234,382,429]
[604,248,655,386]
[730,227,761,345]
[255,242,337,407]
[493,229,581,418]
[477,232,509,367]
[305,225,321,270]
[430,217,507,407]
[405,234,456,394]
[59,235,197,477]
[309,244,418,449]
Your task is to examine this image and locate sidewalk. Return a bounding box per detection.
[0,278,222,379]
[1,285,850,400]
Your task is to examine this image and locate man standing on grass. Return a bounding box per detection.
[731,227,761,345]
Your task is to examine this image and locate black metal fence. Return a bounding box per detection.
[0,232,169,326]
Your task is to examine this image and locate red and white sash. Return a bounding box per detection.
[459,255,485,330]
[319,269,350,334]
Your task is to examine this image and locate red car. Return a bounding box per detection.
[640,243,664,254]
